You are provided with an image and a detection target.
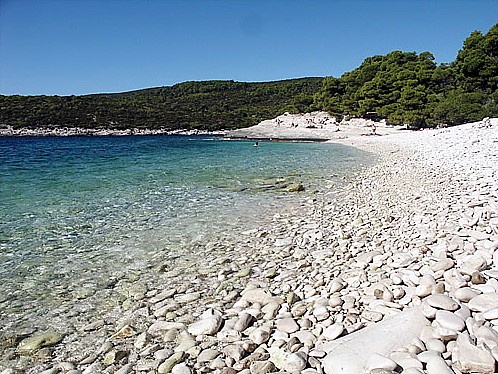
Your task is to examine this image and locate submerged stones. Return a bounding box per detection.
[17,331,63,355]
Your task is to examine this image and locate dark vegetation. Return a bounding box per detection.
[0,79,323,131]
[313,23,498,128]
[1,23,497,130]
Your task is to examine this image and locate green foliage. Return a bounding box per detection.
[0,78,323,131]
[314,23,498,128]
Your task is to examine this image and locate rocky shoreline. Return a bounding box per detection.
[0,126,226,137]
[2,118,498,374]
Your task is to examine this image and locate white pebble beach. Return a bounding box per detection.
[7,115,498,374]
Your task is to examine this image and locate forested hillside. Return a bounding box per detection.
[0,78,323,131]
[1,23,497,130]
[314,23,498,127]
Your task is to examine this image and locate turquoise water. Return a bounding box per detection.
[0,135,372,340]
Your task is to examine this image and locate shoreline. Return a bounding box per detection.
[2,117,498,373]
[0,127,227,137]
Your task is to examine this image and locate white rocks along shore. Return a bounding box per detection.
[2,117,498,374]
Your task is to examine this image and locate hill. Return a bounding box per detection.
[0,78,323,131]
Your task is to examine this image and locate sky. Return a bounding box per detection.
[0,0,497,96]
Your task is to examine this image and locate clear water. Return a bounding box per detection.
[0,135,372,340]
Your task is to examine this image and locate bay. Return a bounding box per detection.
[0,135,372,347]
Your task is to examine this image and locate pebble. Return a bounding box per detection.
[425,294,459,311]
[434,310,465,331]
[467,293,498,312]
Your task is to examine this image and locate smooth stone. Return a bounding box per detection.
[275,237,293,247]
[322,323,344,341]
[322,308,429,374]
[425,294,459,311]
[425,339,445,353]
[148,321,185,336]
[459,255,486,275]
[293,330,317,347]
[365,353,398,371]
[111,324,136,339]
[393,357,423,370]
[248,327,270,344]
[158,351,185,374]
[187,315,222,336]
[454,287,480,302]
[415,284,433,298]
[276,318,299,333]
[103,350,127,366]
[17,331,63,355]
[329,279,345,293]
[171,363,192,374]
[241,289,284,305]
[313,305,330,321]
[432,258,454,272]
[150,288,177,303]
[420,302,437,319]
[435,310,465,331]
[175,332,196,352]
[467,293,498,312]
[363,310,383,322]
[453,332,495,373]
[426,356,453,374]
[482,307,498,320]
[175,292,200,303]
[249,361,277,374]
[329,296,343,307]
[197,349,219,363]
[267,347,307,372]
[234,313,254,332]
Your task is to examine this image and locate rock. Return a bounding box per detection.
[275,237,293,247]
[148,321,185,336]
[110,324,136,339]
[187,315,222,336]
[322,308,429,374]
[17,331,63,355]
[171,363,192,374]
[267,347,307,372]
[287,183,305,192]
[276,318,299,333]
[432,258,454,272]
[425,294,459,311]
[175,331,196,352]
[249,361,277,374]
[234,313,254,332]
[434,310,465,331]
[482,307,498,320]
[322,323,344,340]
[365,353,398,372]
[453,332,495,373]
[241,289,284,305]
[197,349,220,363]
[329,279,345,293]
[454,287,480,302]
[249,327,270,344]
[426,356,453,374]
[158,351,185,374]
[467,293,498,312]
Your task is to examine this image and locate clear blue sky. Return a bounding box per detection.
[1,0,497,96]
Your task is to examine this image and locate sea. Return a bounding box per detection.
[0,135,373,358]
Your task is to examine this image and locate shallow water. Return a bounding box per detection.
[0,135,373,343]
